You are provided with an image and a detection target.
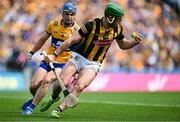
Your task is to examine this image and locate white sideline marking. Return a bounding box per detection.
[1,95,180,108]
[79,100,180,108]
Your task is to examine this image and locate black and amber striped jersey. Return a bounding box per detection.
[75,18,124,63]
[46,18,79,63]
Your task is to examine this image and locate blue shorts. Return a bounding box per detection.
[39,61,65,72]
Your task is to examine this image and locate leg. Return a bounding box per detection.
[51,68,65,100]
[32,70,57,105]
[41,61,76,102]
[52,80,61,99]
[21,67,47,110]
[30,67,47,96]
[59,61,77,86]
[40,63,77,112]
[50,68,96,118]
[62,68,96,110]
[22,70,57,115]
[72,69,96,96]
[39,69,63,112]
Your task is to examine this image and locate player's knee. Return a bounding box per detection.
[30,81,40,96]
[30,84,35,90]
[43,77,52,87]
[30,81,40,90]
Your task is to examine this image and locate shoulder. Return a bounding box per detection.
[83,19,96,32]
[73,22,80,31]
[94,18,101,22]
[78,18,100,37]
[114,24,124,40]
[88,18,101,26]
[48,18,61,27]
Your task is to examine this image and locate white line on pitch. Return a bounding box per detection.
[79,100,180,108]
[1,95,180,108]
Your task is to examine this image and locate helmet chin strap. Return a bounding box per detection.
[106,16,115,24]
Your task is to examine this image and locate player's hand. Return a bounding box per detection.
[131,32,142,43]
[21,51,34,68]
[44,54,55,63]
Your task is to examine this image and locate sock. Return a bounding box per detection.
[51,95,59,102]
[55,107,62,113]
[27,103,36,111]
[22,98,33,108]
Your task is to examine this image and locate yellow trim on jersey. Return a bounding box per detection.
[98,46,109,61]
[88,45,99,60]
[81,26,88,34]
[99,25,105,40]
[117,24,121,35]
[83,21,96,53]
[109,28,114,40]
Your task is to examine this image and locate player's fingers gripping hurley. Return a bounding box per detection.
[44,55,54,64]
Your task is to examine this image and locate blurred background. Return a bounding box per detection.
[0,0,180,92]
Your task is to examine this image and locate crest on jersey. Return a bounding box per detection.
[103,32,109,40]
[74,56,80,61]
[60,32,69,38]
[93,32,112,46]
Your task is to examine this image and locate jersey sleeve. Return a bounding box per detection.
[114,26,124,40]
[45,20,54,35]
[72,23,80,32]
[78,21,94,37]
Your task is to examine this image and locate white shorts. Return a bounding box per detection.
[70,52,102,73]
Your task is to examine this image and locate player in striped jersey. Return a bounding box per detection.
[46,2,142,118]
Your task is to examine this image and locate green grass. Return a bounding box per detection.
[0,92,180,121]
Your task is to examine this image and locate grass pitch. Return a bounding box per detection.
[0,92,180,121]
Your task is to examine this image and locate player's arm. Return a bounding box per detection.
[45,21,93,63]
[116,36,141,50]
[30,19,54,54]
[54,31,82,55]
[30,32,50,54]
[44,31,82,63]
[21,32,50,67]
[21,21,53,67]
[115,26,142,50]
[54,21,93,56]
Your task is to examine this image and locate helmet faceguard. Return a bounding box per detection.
[61,2,77,25]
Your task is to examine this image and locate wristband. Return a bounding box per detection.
[29,51,35,55]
